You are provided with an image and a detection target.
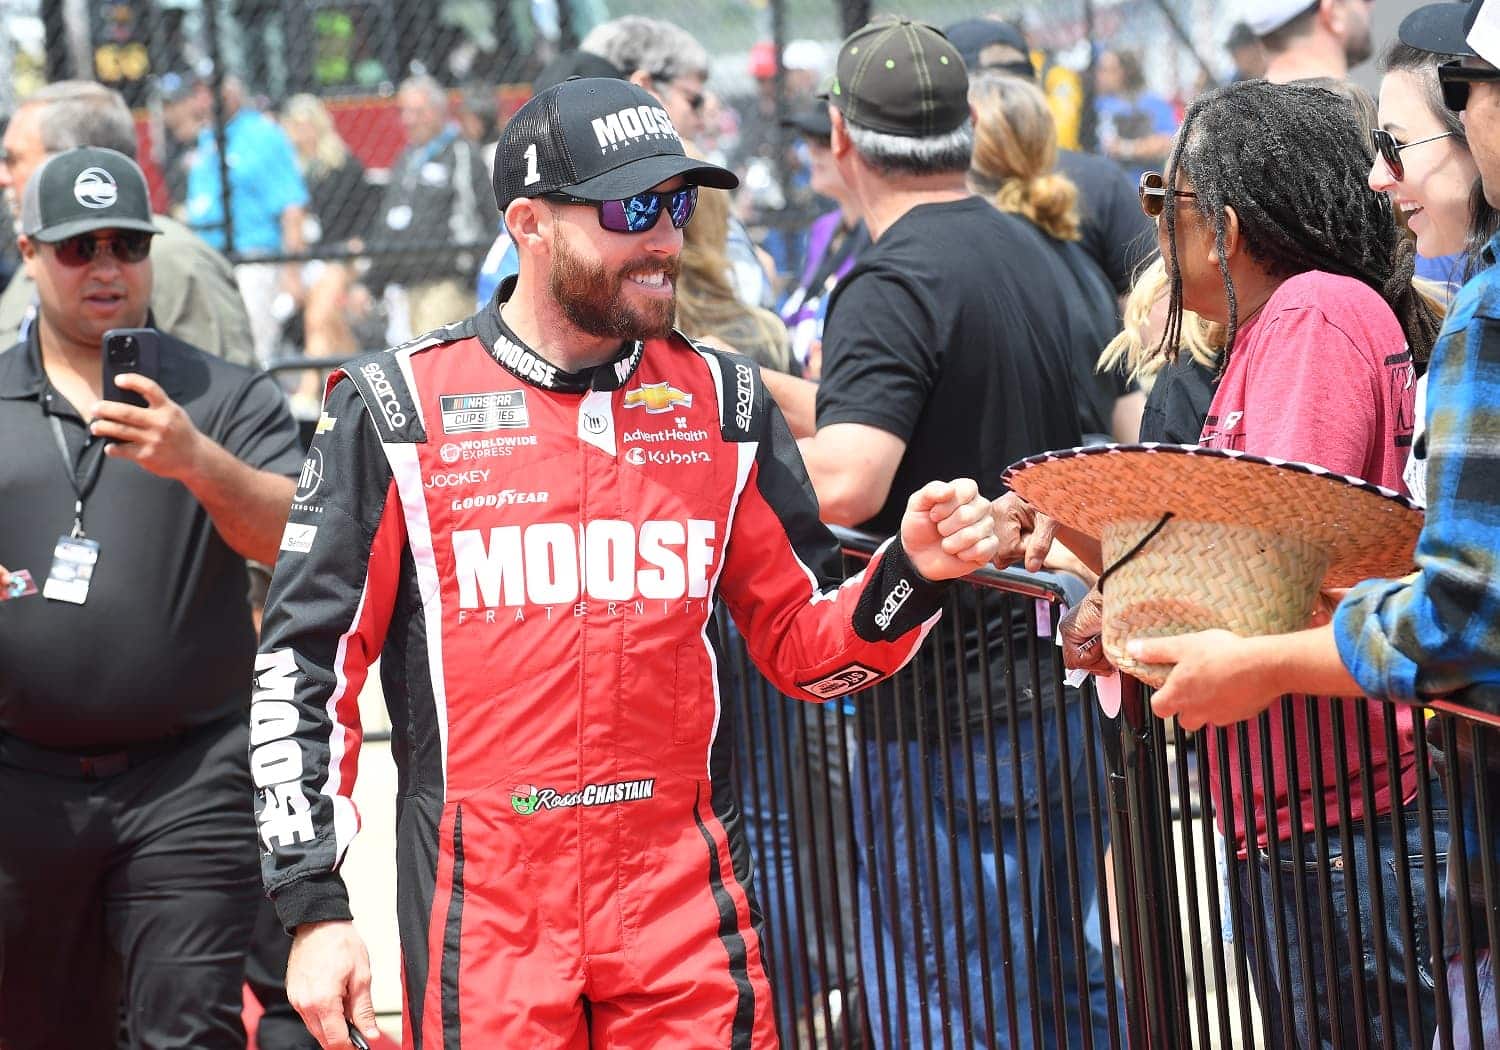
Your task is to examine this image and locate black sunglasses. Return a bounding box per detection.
[1370,128,1455,181]
[548,186,698,234]
[1137,171,1197,218]
[45,230,153,267]
[1438,60,1500,113]
[654,77,705,114]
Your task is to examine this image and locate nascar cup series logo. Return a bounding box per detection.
[74,167,119,209]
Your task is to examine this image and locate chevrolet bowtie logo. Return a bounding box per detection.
[623,382,693,414]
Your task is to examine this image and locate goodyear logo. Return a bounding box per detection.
[623,382,692,414]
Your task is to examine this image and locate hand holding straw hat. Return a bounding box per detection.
[1002,444,1423,688]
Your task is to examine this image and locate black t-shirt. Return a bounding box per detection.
[1039,230,1124,438]
[0,329,303,751]
[818,196,1085,728]
[1057,148,1156,295]
[818,196,1084,536]
[1139,353,1219,444]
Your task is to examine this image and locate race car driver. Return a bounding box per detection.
[256,76,1000,1050]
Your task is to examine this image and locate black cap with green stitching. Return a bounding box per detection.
[825,17,970,138]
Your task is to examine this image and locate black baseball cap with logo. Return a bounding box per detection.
[494,78,738,212]
[825,17,970,138]
[20,147,160,243]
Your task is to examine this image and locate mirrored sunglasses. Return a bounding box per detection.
[552,186,698,234]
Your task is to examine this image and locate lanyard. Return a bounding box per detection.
[48,414,107,539]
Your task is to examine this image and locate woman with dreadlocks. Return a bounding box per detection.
[1146,78,1443,1050]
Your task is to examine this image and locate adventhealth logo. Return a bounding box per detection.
[511,779,656,815]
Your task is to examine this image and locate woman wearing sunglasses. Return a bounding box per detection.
[1371,42,1500,292]
[1130,79,1444,1050]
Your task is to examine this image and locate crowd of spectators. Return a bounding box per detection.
[1,1,1499,1048]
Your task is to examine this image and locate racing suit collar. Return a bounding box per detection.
[477,276,645,394]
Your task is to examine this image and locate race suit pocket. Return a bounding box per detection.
[673,643,708,745]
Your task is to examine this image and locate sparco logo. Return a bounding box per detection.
[625,448,710,467]
[873,579,913,631]
[591,106,680,152]
[453,518,716,608]
[511,778,656,815]
[733,362,754,431]
[74,167,119,208]
[359,361,408,428]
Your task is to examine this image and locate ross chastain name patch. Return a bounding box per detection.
[441,390,529,434]
[511,778,657,815]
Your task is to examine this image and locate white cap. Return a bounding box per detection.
[1241,0,1319,37]
[1470,0,1500,67]
[782,39,828,73]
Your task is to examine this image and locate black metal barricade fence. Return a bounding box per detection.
[719,528,1500,1049]
[727,529,1125,1049]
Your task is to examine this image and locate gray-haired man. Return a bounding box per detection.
[0,80,255,364]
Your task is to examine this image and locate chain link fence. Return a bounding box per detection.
[0,0,1241,376]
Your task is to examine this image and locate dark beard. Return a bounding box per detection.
[549,232,678,340]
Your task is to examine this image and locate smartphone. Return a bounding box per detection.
[101,328,161,408]
[346,1021,371,1049]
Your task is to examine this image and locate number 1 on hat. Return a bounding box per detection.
[523,143,541,186]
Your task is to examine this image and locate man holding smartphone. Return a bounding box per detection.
[0,147,302,1048]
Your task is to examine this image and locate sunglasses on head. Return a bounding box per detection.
[45,230,153,267]
[550,186,698,234]
[1370,127,1455,181]
[1137,171,1197,218]
[1438,59,1500,113]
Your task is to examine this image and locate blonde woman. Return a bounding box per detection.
[969,70,1123,438]
[280,95,381,411]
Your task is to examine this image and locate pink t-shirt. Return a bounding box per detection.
[1198,270,1419,853]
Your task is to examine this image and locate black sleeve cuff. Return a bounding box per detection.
[853,538,950,643]
[271,872,354,934]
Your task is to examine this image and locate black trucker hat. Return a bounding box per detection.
[21,147,160,243]
[494,77,738,212]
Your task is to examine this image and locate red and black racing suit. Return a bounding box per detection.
[254,290,951,1048]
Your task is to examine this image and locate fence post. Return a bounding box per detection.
[1105,674,1189,1047]
[203,0,236,259]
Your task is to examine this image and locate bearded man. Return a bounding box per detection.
[253,77,1001,1050]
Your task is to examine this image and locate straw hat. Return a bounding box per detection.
[1002,444,1424,687]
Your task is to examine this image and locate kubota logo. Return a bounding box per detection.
[624,382,692,414]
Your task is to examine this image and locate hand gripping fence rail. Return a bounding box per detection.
[349,520,1497,1047]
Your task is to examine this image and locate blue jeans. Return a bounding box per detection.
[852,698,1116,1049]
[1233,799,1448,1049]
